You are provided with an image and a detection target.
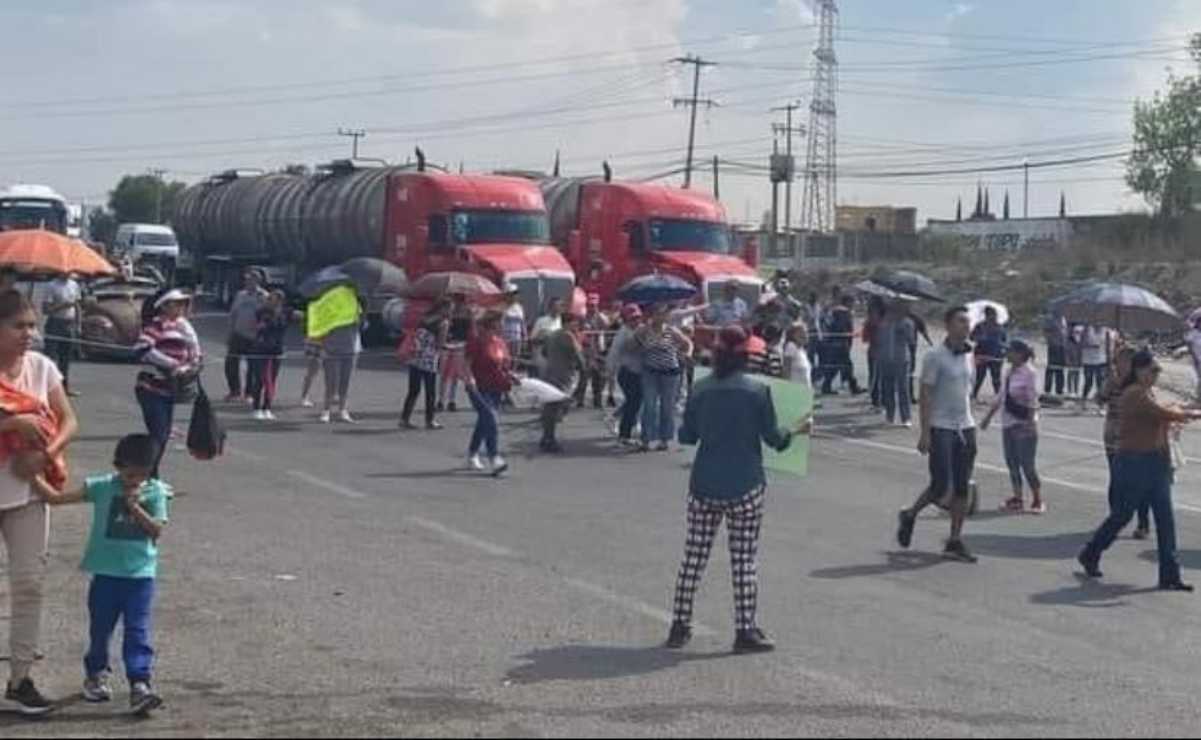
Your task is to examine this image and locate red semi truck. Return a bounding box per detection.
[537,176,763,312]
[173,158,576,334]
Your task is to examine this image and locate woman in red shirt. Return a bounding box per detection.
[465,311,517,476]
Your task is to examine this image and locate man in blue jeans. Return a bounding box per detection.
[897,306,979,563]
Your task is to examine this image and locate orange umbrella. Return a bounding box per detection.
[0,229,115,277]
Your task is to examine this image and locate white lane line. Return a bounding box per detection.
[406,516,517,559]
[818,433,1201,515]
[561,577,717,638]
[287,471,369,499]
[1038,429,1105,448]
[227,446,267,463]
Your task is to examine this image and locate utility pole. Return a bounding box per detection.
[772,101,803,234]
[147,168,167,224]
[672,55,717,189]
[337,128,367,159]
[1023,158,1030,218]
[712,156,720,200]
[771,135,780,242]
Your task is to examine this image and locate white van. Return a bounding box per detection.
[113,223,179,262]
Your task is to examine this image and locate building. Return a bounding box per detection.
[835,205,917,234]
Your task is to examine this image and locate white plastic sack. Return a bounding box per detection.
[512,377,571,407]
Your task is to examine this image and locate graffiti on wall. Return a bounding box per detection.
[927,218,1073,251]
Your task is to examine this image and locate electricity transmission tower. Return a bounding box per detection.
[801,0,839,233]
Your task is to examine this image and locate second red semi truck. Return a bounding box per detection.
[536,174,763,310]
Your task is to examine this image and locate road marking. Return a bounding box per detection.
[561,576,717,637]
[817,433,1201,515]
[406,516,517,558]
[227,446,267,463]
[287,471,368,500]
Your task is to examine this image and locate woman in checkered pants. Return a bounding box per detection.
[666,326,811,654]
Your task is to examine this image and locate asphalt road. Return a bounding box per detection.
[3,316,1201,737]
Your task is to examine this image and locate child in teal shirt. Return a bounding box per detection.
[35,433,170,715]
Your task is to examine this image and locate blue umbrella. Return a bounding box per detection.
[616,273,697,305]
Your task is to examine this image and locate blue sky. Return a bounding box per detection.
[2,0,1199,225]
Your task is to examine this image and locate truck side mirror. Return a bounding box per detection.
[743,236,759,269]
[567,229,583,266]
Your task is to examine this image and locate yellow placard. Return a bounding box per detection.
[306,285,360,339]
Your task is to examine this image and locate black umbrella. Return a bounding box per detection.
[340,258,407,298]
[297,266,354,299]
[870,269,945,303]
[1049,282,1181,334]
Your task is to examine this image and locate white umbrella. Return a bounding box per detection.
[511,377,570,407]
[966,300,1010,329]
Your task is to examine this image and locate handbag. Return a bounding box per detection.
[395,331,418,365]
[186,382,226,461]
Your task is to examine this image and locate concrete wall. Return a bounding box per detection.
[926,217,1074,251]
[836,205,917,234]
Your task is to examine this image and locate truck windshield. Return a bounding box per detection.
[134,233,178,247]
[450,210,549,245]
[648,219,731,254]
[0,199,68,234]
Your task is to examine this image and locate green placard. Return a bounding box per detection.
[693,369,812,478]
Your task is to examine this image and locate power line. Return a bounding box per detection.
[671,55,719,189]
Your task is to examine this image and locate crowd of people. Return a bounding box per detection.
[6,265,1201,719]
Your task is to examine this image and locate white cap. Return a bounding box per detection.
[154,288,192,309]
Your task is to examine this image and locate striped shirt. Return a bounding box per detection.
[135,317,201,397]
[639,328,682,374]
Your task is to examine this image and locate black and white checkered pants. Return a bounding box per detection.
[671,487,766,631]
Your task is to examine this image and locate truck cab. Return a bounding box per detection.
[544,179,762,312]
[386,172,576,321]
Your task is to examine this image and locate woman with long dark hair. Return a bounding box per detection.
[465,311,515,476]
[401,300,449,430]
[0,290,78,714]
[1079,350,1201,591]
[665,326,810,653]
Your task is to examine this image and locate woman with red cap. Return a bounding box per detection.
[666,325,810,653]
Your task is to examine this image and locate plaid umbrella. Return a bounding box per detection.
[1050,282,1181,334]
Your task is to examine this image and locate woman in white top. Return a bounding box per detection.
[782,323,813,390]
[0,290,79,714]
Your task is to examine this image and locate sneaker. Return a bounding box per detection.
[733,628,776,654]
[4,678,54,716]
[1133,527,1150,541]
[468,454,485,471]
[447,402,458,413]
[664,621,692,650]
[129,681,162,715]
[655,442,670,452]
[252,410,266,421]
[223,393,241,403]
[896,510,916,550]
[943,539,978,564]
[1077,549,1103,579]
[1159,580,1195,593]
[399,419,417,430]
[83,674,113,704]
[338,411,356,424]
[426,420,444,431]
[490,456,509,477]
[318,411,331,424]
[902,421,914,429]
[263,410,277,421]
[300,397,315,408]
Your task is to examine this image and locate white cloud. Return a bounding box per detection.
[946,2,974,22]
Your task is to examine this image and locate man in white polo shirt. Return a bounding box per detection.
[896,305,979,563]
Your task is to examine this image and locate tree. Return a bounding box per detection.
[955,197,962,222]
[87,208,117,246]
[108,175,188,225]
[1126,33,1201,216]
[1059,191,1067,218]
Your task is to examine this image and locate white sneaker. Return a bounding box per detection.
[468,454,485,471]
[263,410,277,421]
[338,410,356,424]
[300,398,315,409]
[319,411,331,424]
[491,456,509,476]
[902,420,914,429]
